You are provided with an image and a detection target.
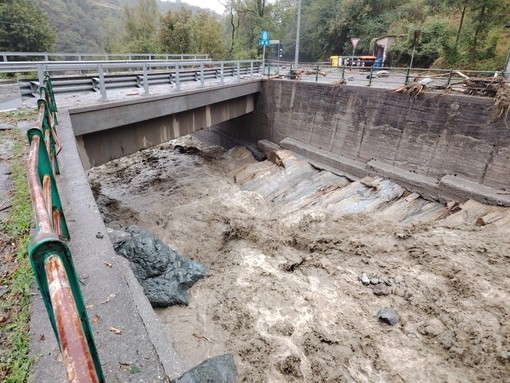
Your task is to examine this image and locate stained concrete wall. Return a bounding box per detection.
[69,81,259,169]
[209,80,510,204]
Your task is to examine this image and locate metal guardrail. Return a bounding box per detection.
[27,75,104,382]
[0,59,212,75]
[1,51,209,62]
[265,61,509,89]
[16,60,263,101]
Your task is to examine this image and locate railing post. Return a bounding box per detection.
[2,53,7,62]
[220,62,224,85]
[175,62,181,91]
[368,66,374,86]
[143,63,149,96]
[405,66,411,85]
[237,61,241,81]
[250,61,254,78]
[341,66,345,80]
[200,62,205,87]
[98,64,107,102]
[315,64,319,82]
[446,68,453,87]
[44,52,49,61]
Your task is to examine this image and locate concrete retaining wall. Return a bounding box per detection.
[212,80,510,204]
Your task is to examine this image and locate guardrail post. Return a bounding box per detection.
[2,53,7,62]
[175,62,181,91]
[250,61,254,78]
[237,61,241,81]
[44,52,49,61]
[315,64,319,82]
[98,64,107,102]
[143,63,149,96]
[405,66,411,85]
[200,62,205,87]
[220,62,224,85]
[37,64,45,88]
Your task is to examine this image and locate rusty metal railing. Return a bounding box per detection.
[27,75,104,382]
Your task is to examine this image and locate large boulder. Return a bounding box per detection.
[175,354,237,383]
[109,225,206,307]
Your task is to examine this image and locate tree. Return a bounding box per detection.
[160,8,193,53]
[190,11,227,59]
[121,0,160,53]
[0,0,56,52]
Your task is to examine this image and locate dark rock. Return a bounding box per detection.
[372,283,391,296]
[246,145,266,162]
[110,225,206,307]
[175,354,237,383]
[377,307,399,326]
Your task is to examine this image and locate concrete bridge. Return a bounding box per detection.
[69,80,260,169]
[29,78,510,382]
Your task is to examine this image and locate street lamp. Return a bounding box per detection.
[294,0,301,67]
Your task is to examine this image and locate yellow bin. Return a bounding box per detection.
[330,56,340,67]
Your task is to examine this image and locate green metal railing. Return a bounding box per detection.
[27,75,104,383]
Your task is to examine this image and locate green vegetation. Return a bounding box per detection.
[0,0,55,53]
[0,119,36,383]
[0,0,508,68]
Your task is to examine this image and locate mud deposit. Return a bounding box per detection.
[88,137,510,383]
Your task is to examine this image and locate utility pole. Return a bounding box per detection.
[294,0,301,67]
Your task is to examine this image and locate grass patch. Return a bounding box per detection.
[0,127,34,383]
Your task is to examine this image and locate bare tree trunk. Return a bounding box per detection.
[455,0,469,46]
[471,4,486,65]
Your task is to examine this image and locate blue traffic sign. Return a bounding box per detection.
[260,31,270,41]
[258,39,270,46]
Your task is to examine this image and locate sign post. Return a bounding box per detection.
[259,31,270,75]
[350,37,360,71]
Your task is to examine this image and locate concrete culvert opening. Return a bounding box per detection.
[87,134,510,382]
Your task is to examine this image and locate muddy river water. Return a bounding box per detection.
[88,136,510,383]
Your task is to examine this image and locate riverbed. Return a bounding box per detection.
[88,136,510,382]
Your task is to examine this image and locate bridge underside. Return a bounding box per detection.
[69,80,259,169]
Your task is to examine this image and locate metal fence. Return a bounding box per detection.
[1,51,209,62]
[265,61,509,90]
[27,75,104,382]
[16,60,263,101]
